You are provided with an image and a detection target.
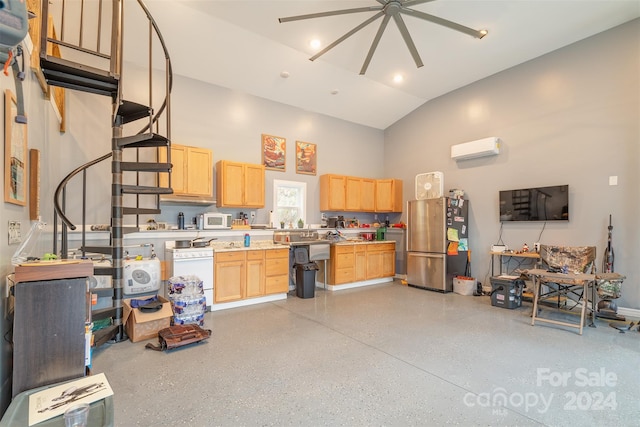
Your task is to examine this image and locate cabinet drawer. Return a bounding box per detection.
[367,243,395,252]
[215,251,245,262]
[354,245,367,253]
[334,245,354,255]
[265,275,288,294]
[266,258,289,276]
[266,248,288,259]
[335,268,354,284]
[246,250,264,261]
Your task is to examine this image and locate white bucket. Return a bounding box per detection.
[453,276,476,296]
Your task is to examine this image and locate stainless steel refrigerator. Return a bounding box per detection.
[407,197,469,292]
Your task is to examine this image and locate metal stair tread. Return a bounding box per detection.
[121,185,174,195]
[119,161,172,173]
[117,100,152,124]
[122,207,162,215]
[40,55,119,97]
[116,133,169,148]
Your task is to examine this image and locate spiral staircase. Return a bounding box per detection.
[42,0,173,346]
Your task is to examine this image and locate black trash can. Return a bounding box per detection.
[295,263,318,298]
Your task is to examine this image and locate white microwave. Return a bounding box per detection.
[203,213,232,229]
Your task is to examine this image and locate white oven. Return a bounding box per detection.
[165,242,214,309]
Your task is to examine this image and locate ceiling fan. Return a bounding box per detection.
[279,0,488,75]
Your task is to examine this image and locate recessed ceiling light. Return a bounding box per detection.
[393,74,403,84]
[280,71,290,78]
[310,39,321,50]
[330,89,339,95]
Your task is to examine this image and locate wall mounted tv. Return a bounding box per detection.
[499,185,569,222]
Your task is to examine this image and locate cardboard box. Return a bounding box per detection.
[123,296,172,342]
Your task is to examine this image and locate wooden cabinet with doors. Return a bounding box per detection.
[320,174,346,211]
[214,251,245,303]
[159,143,213,200]
[265,248,289,294]
[215,248,289,303]
[375,179,403,212]
[345,177,376,212]
[328,242,395,285]
[367,242,396,279]
[245,250,265,298]
[216,160,265,208]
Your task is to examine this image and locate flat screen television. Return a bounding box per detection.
[499,185,569,222]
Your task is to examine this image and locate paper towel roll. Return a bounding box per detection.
[269,211,274,229]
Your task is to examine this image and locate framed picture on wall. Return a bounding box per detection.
[5,90,27,206]
[261,134,286,171]
[296,141,316,175]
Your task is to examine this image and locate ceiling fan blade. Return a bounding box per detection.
[402,0,438,6]
[310,11,385,62]
[400,8,486,38]
[392,13,424,68]
[279,6,383,23]
[360,14,392,75]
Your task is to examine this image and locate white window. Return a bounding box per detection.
[273,180,306,228]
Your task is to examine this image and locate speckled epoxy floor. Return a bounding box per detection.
[92,282,640,426]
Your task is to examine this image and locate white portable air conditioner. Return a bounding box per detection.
[415,172,444,200]
[451,137,500,161]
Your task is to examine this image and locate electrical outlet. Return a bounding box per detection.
[250,211,256,219]
[8,221,21,244]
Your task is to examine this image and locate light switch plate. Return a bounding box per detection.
[8,221,21,244]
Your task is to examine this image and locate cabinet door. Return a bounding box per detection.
[354,246,367,281]
[243,163,265,207]
[215,255,245,302]
[361,179,376,212]
[320,174,346,211]
[246,250,265,298]
[382,250,395,277]
[217,161,244,207]
[186,147,212,197]
[345,176,361,211]
[158,145,187,194]
[366,250,383,279]
[375,179,393,212]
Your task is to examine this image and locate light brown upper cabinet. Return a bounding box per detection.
[159,144,213,201]
[375,179,403,213]
[320,174,346,211]
[216,160,265,208]
[345,177,376,212]
[320,174,402,213]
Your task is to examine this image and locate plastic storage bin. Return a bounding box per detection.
[490,276,524,309]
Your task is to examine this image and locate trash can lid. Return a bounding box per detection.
[293,247,309,264]
[298,262,318,271]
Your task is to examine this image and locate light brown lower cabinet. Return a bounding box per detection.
[329,242,395,285]
[215,248,289,303]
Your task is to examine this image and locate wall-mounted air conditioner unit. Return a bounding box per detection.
[451,137,500,161]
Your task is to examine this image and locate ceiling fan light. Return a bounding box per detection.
[309,39,322,50]
[393,74,403,83]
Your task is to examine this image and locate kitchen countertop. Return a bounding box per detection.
[331,239,396,246]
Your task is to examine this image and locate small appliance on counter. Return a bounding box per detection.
[202,212,232,229]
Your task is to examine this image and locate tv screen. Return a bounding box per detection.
[499,185,569,222]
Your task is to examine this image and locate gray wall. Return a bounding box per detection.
[384,19,639,308]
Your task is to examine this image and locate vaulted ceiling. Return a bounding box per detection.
[143,1,640,129]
